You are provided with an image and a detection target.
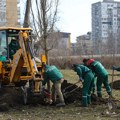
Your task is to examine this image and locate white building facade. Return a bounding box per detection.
[92,0,120,54]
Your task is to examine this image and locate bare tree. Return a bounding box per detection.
[30,0,59,63]
[106,31,115,55]
[116,30,120,54]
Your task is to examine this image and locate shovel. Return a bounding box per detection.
[63,85,80,98]
[62,81,80,93]
[103,69,118,116]
[107,69,116,111]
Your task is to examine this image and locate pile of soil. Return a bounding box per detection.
[0,86,48,111]
[0,80,111,111]
[61,80,108,105]
[61,80,82,104]
[110,80,120,90]
[0,86,22,111]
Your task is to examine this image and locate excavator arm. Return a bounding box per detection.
[10,31,41,92]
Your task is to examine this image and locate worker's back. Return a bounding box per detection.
[91,61,108,76]
[44,65,63,82]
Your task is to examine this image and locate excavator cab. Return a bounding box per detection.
[0,27,32,60]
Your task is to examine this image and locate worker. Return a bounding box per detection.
[42,64,65,107]
[83,58,96,94]
[0,52,6,62]
[8,39,20,60]
[83,58,112,98]
[112,66,120,71]
[72,64,95,107]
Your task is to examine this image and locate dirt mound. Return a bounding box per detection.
[110,80,120,90]
[61,80,108,105]
[61,80,82,104]
[0,87,22,106]
[0,87,23,111]
[0,80,109,111]
[0,86,49,111]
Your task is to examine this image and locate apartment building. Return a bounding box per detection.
[34,32,71,57]
[0,0,21,27]
[92,0,120,54]
[76,32,93,55]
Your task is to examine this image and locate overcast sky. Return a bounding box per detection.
[22,0,120,43]
[58,0,103,42]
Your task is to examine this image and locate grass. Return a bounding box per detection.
[61,69,120,83]
[61,69,79,83]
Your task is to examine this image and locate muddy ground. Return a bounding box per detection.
[0,80,120,120]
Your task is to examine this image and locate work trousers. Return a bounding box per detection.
[97,74,111,97]
[92,76,97,94]
[52,79,65,103]
[81,72,94,106]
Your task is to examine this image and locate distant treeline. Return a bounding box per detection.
[49,55,120,69]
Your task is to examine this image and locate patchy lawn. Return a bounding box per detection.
[0,69,120,120]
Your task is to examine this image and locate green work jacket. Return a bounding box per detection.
[0,56,6,62]
[90,61,108,76]
[74,64,91,79]
[42,65,63,85]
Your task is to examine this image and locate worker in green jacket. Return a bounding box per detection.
[72,64,95,107]
[0,52,6,62]
[83,59,97,94]
[83,59,112,98]
[8,39,20,60]
[112,66,120,71]
[42,64,65,107]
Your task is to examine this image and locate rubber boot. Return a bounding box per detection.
[97,91,102,98]
[107,91,112,96]
[81,96,88,107]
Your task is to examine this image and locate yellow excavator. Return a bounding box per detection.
[0,27,47,104]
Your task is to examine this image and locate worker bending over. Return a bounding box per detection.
[72,64,94,107]
[83,59,112,98]
[42,64,65,107]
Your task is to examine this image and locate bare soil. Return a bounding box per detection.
[0,80,120,120]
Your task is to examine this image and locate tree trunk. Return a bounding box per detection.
[23,0,31,27]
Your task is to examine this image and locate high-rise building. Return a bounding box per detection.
[92,0,120,54]
[0,0,21,27]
